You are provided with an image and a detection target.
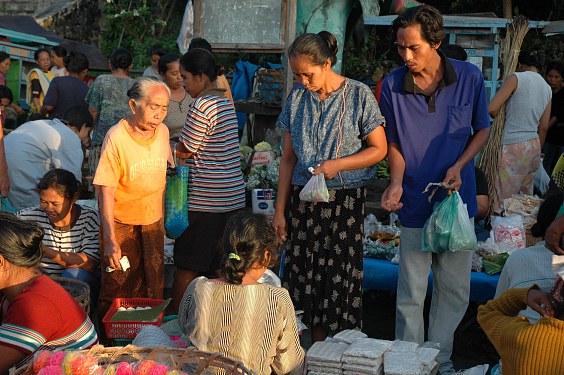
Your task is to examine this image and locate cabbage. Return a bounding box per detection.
[240,145,254,155]
[253,141,272,152]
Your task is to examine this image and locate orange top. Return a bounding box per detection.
[93,119,169,225]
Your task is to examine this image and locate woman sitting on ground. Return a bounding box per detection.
[178,211,304,375]
[0,212,98,373]
[17,169,100,296]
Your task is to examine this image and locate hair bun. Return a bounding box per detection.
[317,31,338,58]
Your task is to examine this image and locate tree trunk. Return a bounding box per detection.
[503,0,512,18]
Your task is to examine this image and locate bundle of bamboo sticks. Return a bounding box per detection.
[477,16,530,214]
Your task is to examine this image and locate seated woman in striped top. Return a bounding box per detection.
[178,211,305,375]
[17,169,100,300]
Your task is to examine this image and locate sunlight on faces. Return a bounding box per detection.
[39,187,77,225]
[0,57,10,74]
[179,66,205,98]
[396,24,440,74]
[130,86,170,131]
[547,69,563,91]
[36,51,51,72]
[289,55,330,92]
[161,60,183,91]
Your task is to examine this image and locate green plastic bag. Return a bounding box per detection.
[0,196,16,214]
[164,165,189,239]
[422,192,476,253]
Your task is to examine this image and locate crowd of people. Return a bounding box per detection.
[0,4,562,374]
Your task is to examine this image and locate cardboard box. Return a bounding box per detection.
[252,189,276,219]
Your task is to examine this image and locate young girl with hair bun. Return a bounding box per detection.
[178,211,304,375]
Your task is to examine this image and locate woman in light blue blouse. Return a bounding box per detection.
[273,31,387,341]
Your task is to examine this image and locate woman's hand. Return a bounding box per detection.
[381,182,403,212]
[104,239,123,271]
[527,288,556,318]
[314,160,340,180]
[272,210,288,242]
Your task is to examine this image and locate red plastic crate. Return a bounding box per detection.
[102,298,166,339]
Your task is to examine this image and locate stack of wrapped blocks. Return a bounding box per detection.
[306,329,440,375]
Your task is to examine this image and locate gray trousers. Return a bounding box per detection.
[395,226,472,374]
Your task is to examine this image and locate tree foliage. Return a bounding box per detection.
[101,0,185,71]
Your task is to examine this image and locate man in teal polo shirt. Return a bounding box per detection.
[379,5,490,374]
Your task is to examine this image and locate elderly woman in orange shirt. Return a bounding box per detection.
[93,76,172,317]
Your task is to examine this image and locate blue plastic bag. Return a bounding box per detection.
[164,165,189,239]
[422,192,477,253]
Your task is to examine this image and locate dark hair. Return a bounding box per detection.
[441,44,468,61]
[51,45,68,59]
[531,191,564,237]
[0,85,13,104]
[288,31,339,67]
[63,51,89,74]
[158,52,181,75]
[34,48,50,61]
[222,212,279,285]
[546,60,564,78]
[37,168,80,199]
[148,44,167,58]
[127,76,170,102]
[518,50,542,70]
[0,51,9,64]
[188,37,212,52]
[62,104,93,129]
[392,4,445,46]
[179,48,224,82]
[0,212,43,268]
[110,48,133,70]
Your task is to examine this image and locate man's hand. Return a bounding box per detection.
[381,182,403,212]
[443,164,462,192]
[545,216,564,255]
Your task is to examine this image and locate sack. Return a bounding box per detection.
[164,165,189,239]
[422,192,476,253]
[299,167,329,203]
[0,196,16,214]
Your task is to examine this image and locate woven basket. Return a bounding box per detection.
[50,276,90,315]
[14,345,254,375]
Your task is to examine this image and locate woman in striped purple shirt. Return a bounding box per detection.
[170,48,245,313]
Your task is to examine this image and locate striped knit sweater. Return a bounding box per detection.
[179,277,305,375]
[478,287,564,374]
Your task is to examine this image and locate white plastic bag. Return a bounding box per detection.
[299,167,329,203]
[492,215,526,250]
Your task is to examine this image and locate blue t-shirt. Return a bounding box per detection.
[43,76,89,119]
[380,55,490,227]
[276,78,385,189]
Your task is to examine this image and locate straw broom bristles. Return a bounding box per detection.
[477,16,530,215]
